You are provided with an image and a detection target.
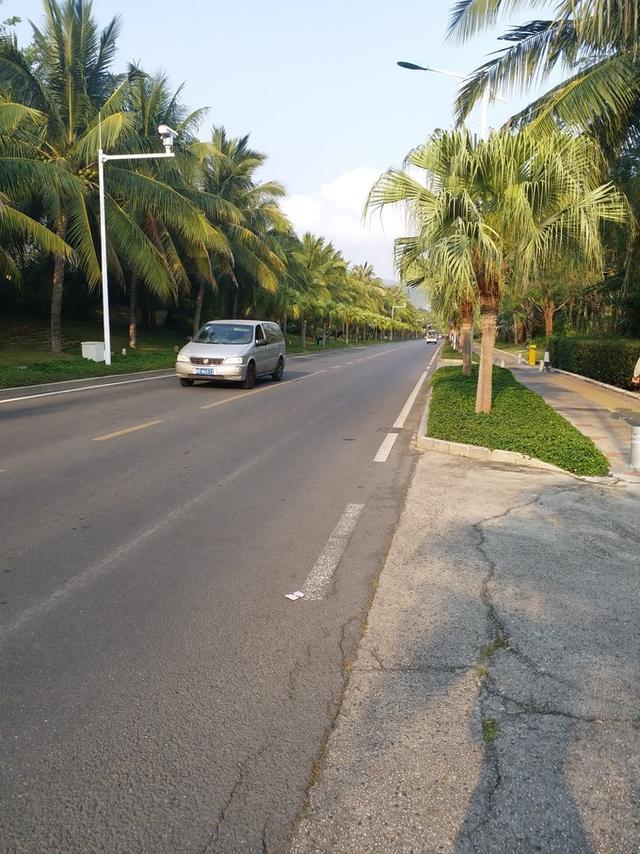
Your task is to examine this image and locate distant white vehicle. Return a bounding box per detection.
[425,330,438,343]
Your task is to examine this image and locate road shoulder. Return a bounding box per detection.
[291,452,640,852]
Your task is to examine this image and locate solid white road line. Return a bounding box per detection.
[373,346,441,462]
[393,371,428,430]
[373,432,399,463]
[0,373,174,405]
[301,503,365,600]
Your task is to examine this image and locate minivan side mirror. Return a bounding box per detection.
[255,338,267,346]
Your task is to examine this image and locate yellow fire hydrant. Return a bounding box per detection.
[527,343,537,366]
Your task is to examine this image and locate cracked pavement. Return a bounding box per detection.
[290,452,640,853]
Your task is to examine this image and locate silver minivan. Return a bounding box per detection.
[176,320,286,389]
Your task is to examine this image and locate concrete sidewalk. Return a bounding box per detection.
[291,453,640,852]
[492,349,640,481]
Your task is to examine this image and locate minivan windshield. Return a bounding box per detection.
[193,323,253,345]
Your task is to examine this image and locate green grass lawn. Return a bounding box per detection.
[427,365,610,476]
[440,340,479,361]
[0,317,401,388]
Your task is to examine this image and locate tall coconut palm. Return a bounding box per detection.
[369,128,628,412]
[449,0,640,156]
[188,127,287,329]
[0,98,76,278]
[0,0,217,352]
[291,234,347,345]
[120,73,219,348]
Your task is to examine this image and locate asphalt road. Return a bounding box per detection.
[0,340,438,853]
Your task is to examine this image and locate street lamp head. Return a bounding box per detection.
[397,61,430,72]
[158,124,178,153]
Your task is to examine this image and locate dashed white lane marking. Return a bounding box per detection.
[393,371,428,429]
[373,432,399,462]
[300,503,366,600]
[0,373,174,405]
[93,419,164,442]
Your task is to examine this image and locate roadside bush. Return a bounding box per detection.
[428,366,610,476]
[548,336,640,389]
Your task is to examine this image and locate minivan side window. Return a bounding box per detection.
[265,323,283,344]
[255,325,265,342]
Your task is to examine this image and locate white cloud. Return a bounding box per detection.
[282,167,410,281]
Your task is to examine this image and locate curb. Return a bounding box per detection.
[551,368,640,401]
[489,346,640,401]
[415,433,565,472]
[0,368,175,400]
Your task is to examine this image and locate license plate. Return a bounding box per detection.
[195,367,216,376]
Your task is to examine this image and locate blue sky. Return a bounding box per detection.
[10,0,555,279]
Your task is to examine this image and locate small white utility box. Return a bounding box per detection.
[81,341,105,362]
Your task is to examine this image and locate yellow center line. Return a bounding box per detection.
[93,420,164,442]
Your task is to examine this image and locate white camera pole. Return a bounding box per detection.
[97,121,177,365]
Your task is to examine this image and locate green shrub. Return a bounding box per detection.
[548,336,640,389]
[428,366,610,476]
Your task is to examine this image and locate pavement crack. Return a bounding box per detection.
[365,646,472,675]
[484,679,640,724]
[201,745,268,853]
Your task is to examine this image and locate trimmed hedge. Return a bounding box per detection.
[548,336,640,390]
[428,365,610,476]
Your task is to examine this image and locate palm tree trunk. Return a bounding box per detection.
[129,275,138,349]
[283,312,288,337]
[345,323,349,343]
[460,300,473,377]
[300,318,307,349]
[50,216,66,353]
[475,308,497,414]
[193,281,205,335]
[543,299,555,336]
[229,269,240,318]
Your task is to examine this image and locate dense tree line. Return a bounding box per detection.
[369,0,640,411]
[0,0,424,353]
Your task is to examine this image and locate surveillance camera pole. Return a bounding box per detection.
[97,139,176,365]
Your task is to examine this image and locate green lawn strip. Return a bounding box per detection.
[441,341,479,361]
[0,351,176,389]
[427,365,610,476]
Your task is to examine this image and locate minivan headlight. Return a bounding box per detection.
[177,353,191,363]
[224,356,246,365]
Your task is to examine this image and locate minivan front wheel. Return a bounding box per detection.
[272,357,284,381]
[242,361,256,389]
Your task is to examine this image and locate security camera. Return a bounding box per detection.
[158,124,178,153]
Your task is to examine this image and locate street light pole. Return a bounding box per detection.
[97,124,178,365]
[397,61,507,140]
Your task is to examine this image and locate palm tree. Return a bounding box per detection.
[0,98,76,278]
[369,127,628,412]
[188,127,287,329]
[0,0,217,353]
[449,0,640,156]
[291,234,347,345]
